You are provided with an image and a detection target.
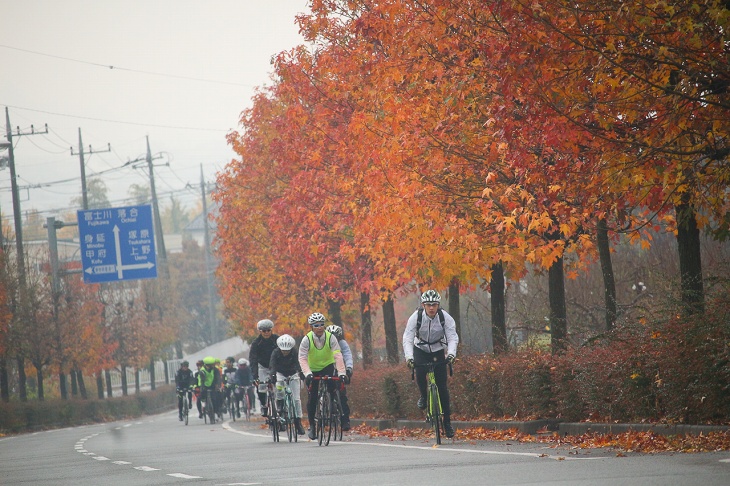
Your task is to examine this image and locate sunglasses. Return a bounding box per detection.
[311,323,324,328]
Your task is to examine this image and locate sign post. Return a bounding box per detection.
[77,205,158,284]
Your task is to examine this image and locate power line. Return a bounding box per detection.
[0,44,254,87]
[0,103,231,132]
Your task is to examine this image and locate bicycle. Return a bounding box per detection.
[278,375,299,443]
[177,388,190,426]
[203,388,216,424]
[265,381,280,442]
[310,375,341,446]
[225,384,237,422]
[236,385,253,421]
[412,361,452,445]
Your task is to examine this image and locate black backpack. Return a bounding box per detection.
[416,307,446,346]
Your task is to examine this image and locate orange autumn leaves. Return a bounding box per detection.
[350,424,730,453]
[214,0,730,326]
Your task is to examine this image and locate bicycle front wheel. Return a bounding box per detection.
[330,389,342,442]
[243,393,251,421]
[430,384,442,445]
[268,392,279,442]
[284,396,295,442]
[319,391,332,446]
[229,395,236,422]
[183,397,189,426]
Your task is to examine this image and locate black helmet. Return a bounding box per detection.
[181,360,189,367]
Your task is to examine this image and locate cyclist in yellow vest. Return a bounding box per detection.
[298,312,347,440]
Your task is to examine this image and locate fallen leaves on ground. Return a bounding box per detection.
[349,424,730,453]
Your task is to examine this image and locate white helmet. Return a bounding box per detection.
[238,358,249,366]
[326,325,343,340]
[420,289,441,304]
[307,312,326,325]
[276,334,296,351]
[257,319,274,331]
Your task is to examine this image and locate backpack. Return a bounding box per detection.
[416,307,447,346]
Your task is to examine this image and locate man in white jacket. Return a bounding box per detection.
[402,289,459,438]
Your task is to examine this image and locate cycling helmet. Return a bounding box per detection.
[326,325,343,340]
[226,356,235,363]
[238,358,249,366]
[181,360,189,367]
[257,319,274,331]
[276,334,296,351]
[420,289,441,304]
[203,356,215,365]
[308,312,326,325]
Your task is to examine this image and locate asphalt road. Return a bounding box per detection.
[1,409,729,485]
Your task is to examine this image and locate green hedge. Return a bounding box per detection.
[0,385,176,434]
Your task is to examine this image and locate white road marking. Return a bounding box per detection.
[222,421,602,460]
[134,466,160,471]
[113,461,132,465]
[92,456,110,461]
[167,473,203,479]
[719,458,730,463]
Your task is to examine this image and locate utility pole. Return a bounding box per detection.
[201,165,217,343]
[70,127,110,210]
[3,107,48,402]
[146,136,168,278]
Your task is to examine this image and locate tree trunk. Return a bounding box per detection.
[96,373,105,400]
[77,369,87,399]
[0,356,9,402]
[382,294,399,364]
[149,358,156,391]
[174,340,183,359]
[448,278,461,337]
[549,254,568,354]
[360,292,373,368]
[121,365,128,396]
[17,356,27,402]
[135,369,141,394]
[490,261,507,353]
[59,371,68,400]
[597,218,617,330]
[70,368,78,396]
[36,366,44,401]
[328,298,343,328]
[105,369,113,398]
[675,201,704,314]
[164,360,170,385]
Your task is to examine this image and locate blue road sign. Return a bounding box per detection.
[77,205,158,283]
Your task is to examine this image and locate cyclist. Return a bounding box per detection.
[175,361,195,421]
[249,319,280,416]
[222,357,238,417]
[326,324,353,431]
[402,289,459,439]
[193,359,205,418]
[268,334,306,435]
[235,358,256,414]
[298,312,347,440]
[197,355,222,418]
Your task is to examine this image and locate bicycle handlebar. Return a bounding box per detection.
[410,361,454,380]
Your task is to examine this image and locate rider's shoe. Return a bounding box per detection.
[307,426,316,440]
[341,418,351,431]
[198,413,203,419]
[444,422,455,438]
[417,396,426,410]
[261,406,268,417]
[179,415,183,421]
